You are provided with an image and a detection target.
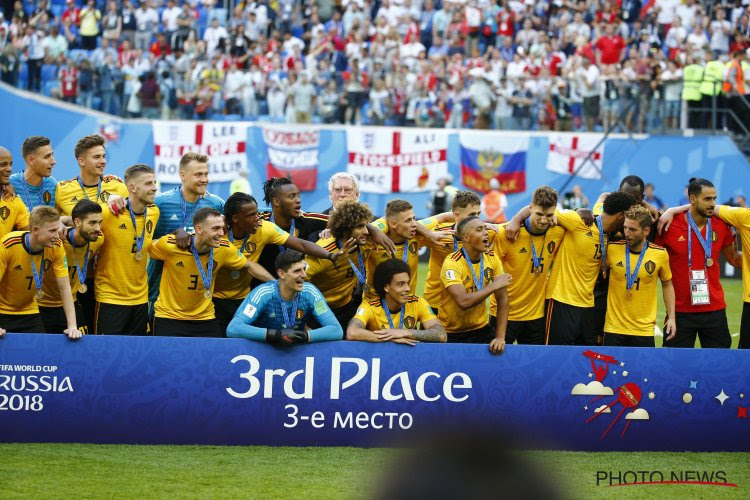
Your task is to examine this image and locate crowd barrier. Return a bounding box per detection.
[2,84,748,219]
[1,334,748,451]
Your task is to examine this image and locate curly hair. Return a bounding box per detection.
[224,192,257,228]
[602,191,637,215]
[624,206,652,230]
[373,258,411,299]
[328,201,372,241]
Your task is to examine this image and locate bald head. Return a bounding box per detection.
[0,146,12,185]
[0,146,10,156]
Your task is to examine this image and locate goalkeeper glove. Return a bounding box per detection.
[266,329,309,345]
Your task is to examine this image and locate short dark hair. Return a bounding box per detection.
[602,191,637,215]
[224,192,257,226]
[71,199,102,222]
[193,207,222,227]
[74,134,106,159]
[263,177,294,206]
[373,258,411,299]
[275,249,305,273]
[456,215,480,238]
[21,136,50,159]
[124,164,154,183]
[687,177,714,198]
[531,186,558,209]
[619,175,645,195]
[452,191,481,211]
[385,199,413,219]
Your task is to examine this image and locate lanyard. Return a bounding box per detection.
[625,242,648,292]
[595,216,607,274]
[128,200,147,255]
[382,298,405,329]
[686,212,712,269]
[77,176,101,202]
[276,280,299,328]
[400,239,409,262]
[524,217,546,272]
[228,228,250,257]
[180,188,199,228]
[461,247,484,290]
[342,241,366,285]
[453,236,458,252]
[25,233,44,294]
[270,214,295,252]
[20,174,45,208]
[190,239,214,294]
[67,228,90,285]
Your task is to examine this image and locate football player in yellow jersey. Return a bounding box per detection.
[0,146,30,237]
[150,207,270,337]
[604,206,675,347]
[348,258,446,344]
[214,192,351,332]
[423,191,482,313]
[440,216,511,353]
[492,186,565,345]
[39,200,103,334]
[94,164,160,336]
[306,201,368,330]
[0,207,82,338]
[55,134,130,216]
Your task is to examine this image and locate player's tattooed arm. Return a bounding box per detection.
[409,318,446,343]
[346,317,379,342]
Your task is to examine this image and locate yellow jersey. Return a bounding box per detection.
[55,176,129,216]
[423,222,462,308]
[716,205,750,303]
[353,295,437,330]
[492,224,565,320]
[214,221,290,300]
[150,236,247,320]
[550,209,605,307]
[95,202,160,305]
[39,232,104,308]
[0,194,30,237]
[0,231,68,314]
[439,249,504,334]
[306,238,374,309]
[604,242,671,336]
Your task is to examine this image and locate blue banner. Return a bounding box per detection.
[0,334,748,450]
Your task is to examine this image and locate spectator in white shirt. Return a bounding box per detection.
[203,17,228,56]
[135,0,158,51]
[223,62,245,115]
[42,25,67,59]
[161,0,181,44]
[709,8,731,57]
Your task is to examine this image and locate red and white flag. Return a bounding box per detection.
[263,126,319,191]
[153,121,249,183]
[346,128,449,194]
[546,133,605,180]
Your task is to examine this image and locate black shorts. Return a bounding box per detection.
[77,277,96,330]
[0,313,45,333]
[545,299,596,346]
[666,310,730,348]
[583,96,600,118]
[94,302,150,335]
[213,298,243,336]
[603,332,655,347]
[446,325,493,344]
[492,317,545,345]
[39,303,88,334]
[739,302,750,350]
[153,317,223,338]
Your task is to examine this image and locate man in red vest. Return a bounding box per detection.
[59,59,79,104]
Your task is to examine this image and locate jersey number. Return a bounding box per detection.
[531,258,544,274]
[593,244,602,259]
[25,276,33,290]
[188,275,199,290]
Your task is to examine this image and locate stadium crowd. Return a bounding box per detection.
[0,134,749,352]
[1,0,749,131]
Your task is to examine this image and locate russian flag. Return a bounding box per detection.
[458,132,529,194]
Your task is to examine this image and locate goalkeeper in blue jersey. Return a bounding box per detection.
[227,250,343,345]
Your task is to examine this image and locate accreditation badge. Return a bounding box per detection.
[689,270,710,306]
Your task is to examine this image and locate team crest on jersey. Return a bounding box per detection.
[43,191,52,204]
[244,241,257,254]
[43,258,52,271]
[404,315,416,329]
[547,241,556,254]
[408,241,418,254]
[0,206,9,220]
[296,308,304,320]
[645,260,656,275]
[146,220,154,234]
[484,268,494,280]
[100,191,111,203]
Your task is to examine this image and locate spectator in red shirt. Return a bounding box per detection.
[596,23,625,65]
[61,0,80,26]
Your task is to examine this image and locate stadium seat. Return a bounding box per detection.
[42,81,59,97]
[224,114,241,121]
[208,7,228,26]
[40,64,58,83]
[50,4,63,19]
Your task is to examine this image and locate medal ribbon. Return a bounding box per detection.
[625,242,648,293]
[190,239,214,293]
[67,228,90,286]
[596,216,607,272]
[382,299,405,329]
[25,233,44,295]
[686,211,712,269]
[524,217,546,271]
[341,240,366,286]
[127,200,147,256]
[77,176,102,202]
[461,248,484,291]
[228,228,250,257]
[401,240,409,262]
[276,280,299,328]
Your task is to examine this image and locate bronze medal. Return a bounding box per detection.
[362,283,370,294]
[706,258,714,267]
[626,289,632,300]
[534,267,541,277]
[35,289,44,300]
[231,270,240,280]
[203,289,212,299]
[79,283,88,294]
[134,250,143,261]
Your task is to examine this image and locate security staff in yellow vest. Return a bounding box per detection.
[682,55,704,129]
[699,54,726,129]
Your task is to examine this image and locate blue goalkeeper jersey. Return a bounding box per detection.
[227,281,342,342]
[9,172,57,209]
[147,187,224,304]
